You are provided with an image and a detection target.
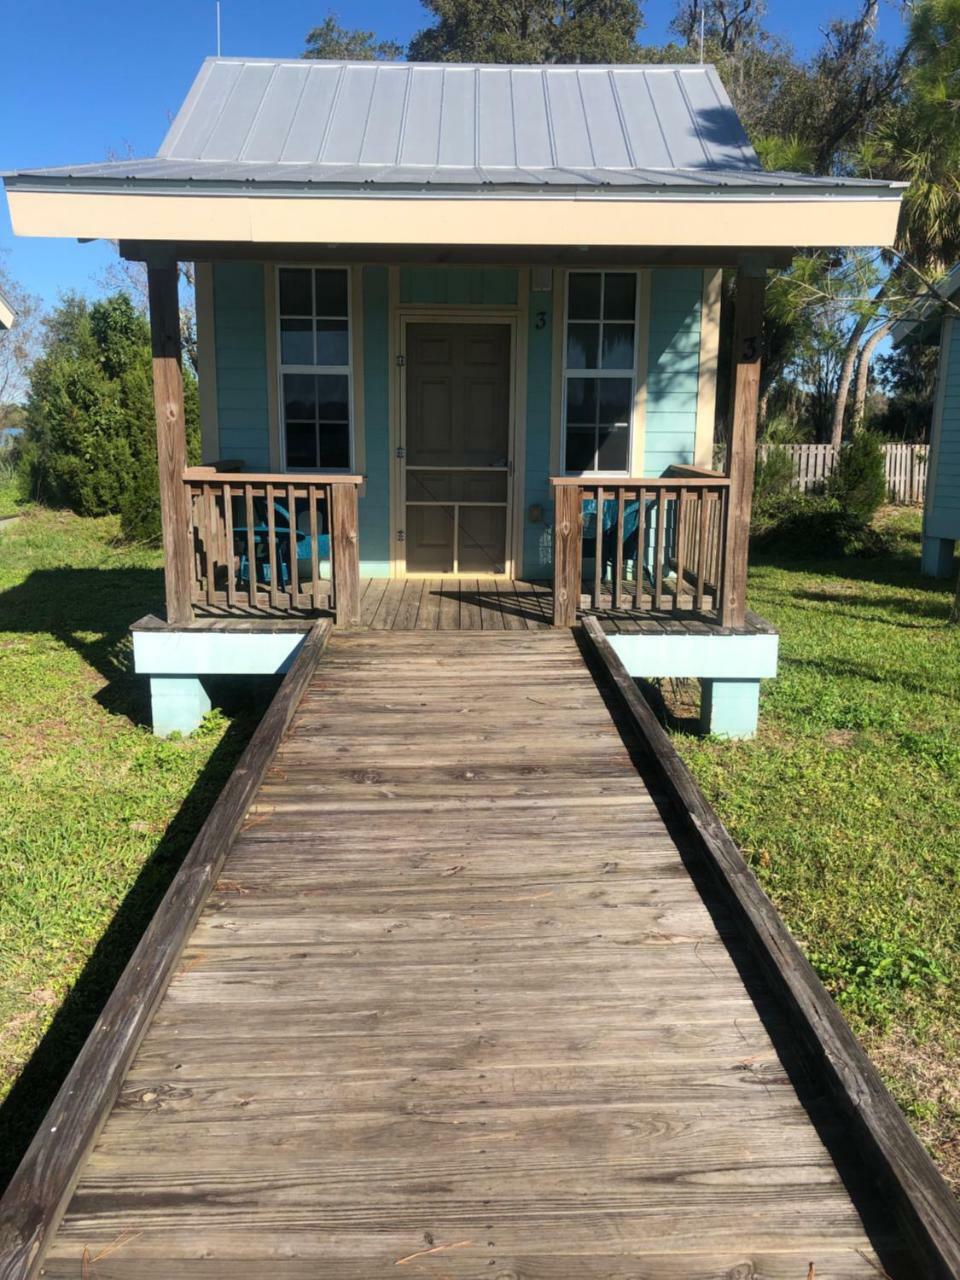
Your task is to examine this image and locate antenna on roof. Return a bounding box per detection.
[216,1,222,56]
[699,3,705,62]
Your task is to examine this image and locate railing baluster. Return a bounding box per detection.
[287,482,299,607]
[223,483,236,609]
[206,483,218,608]
[245,485,257,609]
[696,490,709,613]
[674,490,687,612]
[309,484,320,611]
[613,486,624,611]
[266,483,279,609]
[635,488,646,611]
[593,485,604,610]
[654,488,666,612]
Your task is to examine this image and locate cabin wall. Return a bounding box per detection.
[196,261,720,578]
[926,314,960,555]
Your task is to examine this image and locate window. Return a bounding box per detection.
[278,267,352,470]
[562,271,638,473]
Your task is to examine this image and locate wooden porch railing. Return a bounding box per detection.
[550,471,732,627]
[183,469,362,626]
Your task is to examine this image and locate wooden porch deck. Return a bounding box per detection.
[34,629,902,1278]
[194,576,761,635]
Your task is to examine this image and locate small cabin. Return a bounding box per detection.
[3,57,903,736]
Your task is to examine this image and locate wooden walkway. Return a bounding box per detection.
[34,629,901,1278]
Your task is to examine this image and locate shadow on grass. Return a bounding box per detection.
[752,542,952,600]
[0,564,276,1190]
[0,564,166,726]
[0,686,273,1192]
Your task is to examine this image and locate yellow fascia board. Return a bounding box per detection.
[7,188,903,250]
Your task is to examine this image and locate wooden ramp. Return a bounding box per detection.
[22,632,917,1276]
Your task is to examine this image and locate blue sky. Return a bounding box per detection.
[1,0,908,309]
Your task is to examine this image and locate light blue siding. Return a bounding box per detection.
[643,269,704,476]
[212,263,271,468]
[927,318,960,542]
[360,267,392,574]
[523,282,554,577]
[399,267,518,307]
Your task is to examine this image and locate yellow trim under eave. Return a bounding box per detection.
[6,189,903,250]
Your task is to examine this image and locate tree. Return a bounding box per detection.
[0,259,41,411]
[303,15,403,60]
[408,0,645,64]
[20,292,199,539]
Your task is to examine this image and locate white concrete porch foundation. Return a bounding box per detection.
[606,626,779,739]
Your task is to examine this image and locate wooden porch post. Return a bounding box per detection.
[553,483,583,627]
[147,260,194,625]
[330,481,361,627]
[721,261,766,629]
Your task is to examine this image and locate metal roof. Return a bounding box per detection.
[2,57,897,195]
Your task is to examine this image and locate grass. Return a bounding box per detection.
[670,508,960,1189]
[0,504,267,1188]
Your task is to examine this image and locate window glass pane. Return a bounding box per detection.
[283,373,316,421]
[314,269,348,316]
[286,422,317,468]
[601,323,635,370]
[279,268,312,316]
[568,273,601,320]
[597,425,629,470]
[566,323,599,370]
[317,422,351,469]
[603,273,636,320]
[599,377,632,424]
[565,427,596,472]
[566,377,598,425]
[280,318,314,365]
[315,319,349,366]
[316,373,349,422]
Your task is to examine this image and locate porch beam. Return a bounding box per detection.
[721,261,766,629]
[147,260,194,625]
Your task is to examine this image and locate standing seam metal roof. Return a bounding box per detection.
[157,58,760,176]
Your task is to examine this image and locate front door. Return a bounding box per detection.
[403,322,512,575]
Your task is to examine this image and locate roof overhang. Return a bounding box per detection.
[0,289,14,331]
[891,263,960,345]
[4,177,904,252]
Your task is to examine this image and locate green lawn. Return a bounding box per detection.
[0,505,265,1187]
[674,508,960,1189]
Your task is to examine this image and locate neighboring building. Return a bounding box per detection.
[893,264,960,578]
[2,57,904,735]
[0,287,14,331]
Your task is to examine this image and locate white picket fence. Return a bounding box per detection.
[758,441,929,506]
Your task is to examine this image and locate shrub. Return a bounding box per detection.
[754,444,795,501]
[751,490,893,558]
[20,292,199,540]
[828,432,887,525]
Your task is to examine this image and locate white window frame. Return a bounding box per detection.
[275,264,355,473]
[561,269,641,476]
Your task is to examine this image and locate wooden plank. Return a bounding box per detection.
[0,622,332,1280]
[266,483,280,609]
[146,262,193,624]
[581,616,960,1280]
[415,578,442,630]
[244,485,257,610]
[390,578,424,630]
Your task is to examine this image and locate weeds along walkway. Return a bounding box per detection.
[32,630,898,1277]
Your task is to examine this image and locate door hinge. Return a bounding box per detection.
[397,529,406,542]
[396,354,406,367]
[396,446,406,460]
